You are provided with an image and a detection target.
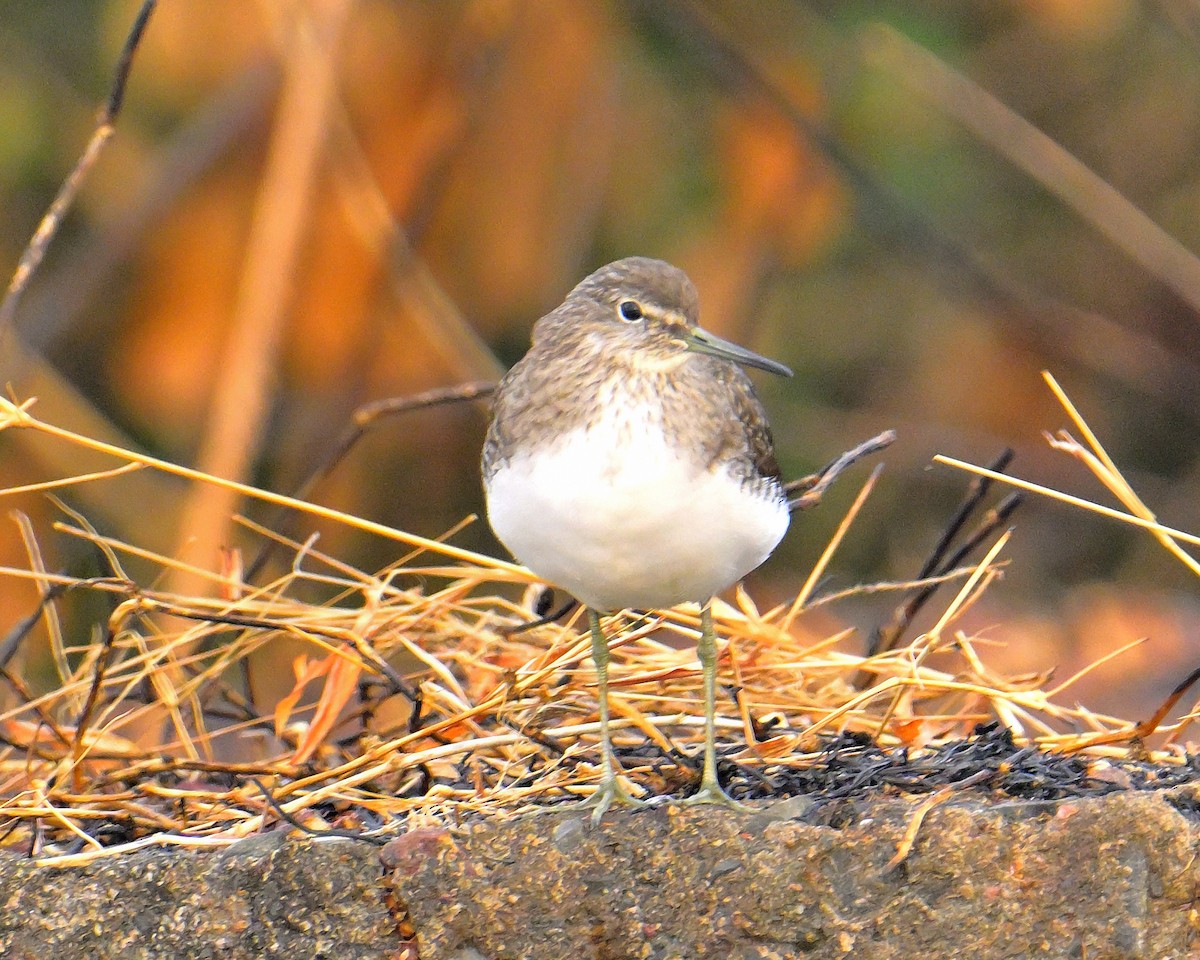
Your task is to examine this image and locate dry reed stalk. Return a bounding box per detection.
[0,381,1193,866]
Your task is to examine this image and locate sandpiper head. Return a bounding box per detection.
[547,257,792,378]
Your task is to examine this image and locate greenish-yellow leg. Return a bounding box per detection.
[578,608,643,821]
[681,603,752,809]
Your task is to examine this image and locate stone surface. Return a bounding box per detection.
[3,788,1200,959]
[385,788,1200,959]
[0,832,396,960]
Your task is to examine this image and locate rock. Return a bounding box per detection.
[387,788,1200,959]
[3,788,1200,958]
[0,835,393,960]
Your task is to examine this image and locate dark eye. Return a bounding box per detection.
[618,300,644,321]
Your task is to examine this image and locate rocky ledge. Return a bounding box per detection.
[2,786,1198,959]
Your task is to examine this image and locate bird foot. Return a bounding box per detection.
[578,777,646,823]
[680,778,754,813]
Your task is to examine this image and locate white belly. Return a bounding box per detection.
[484,412,789,611]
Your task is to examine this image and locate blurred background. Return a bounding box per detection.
[2,0,1199,722]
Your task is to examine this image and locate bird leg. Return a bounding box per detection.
[681,603,752,810]
[577,608,644,821]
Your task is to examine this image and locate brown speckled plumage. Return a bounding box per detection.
[480,256,792,815]
[482,257,782,497]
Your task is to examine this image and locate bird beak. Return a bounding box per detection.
[682,327,793,377]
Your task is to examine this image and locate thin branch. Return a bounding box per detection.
[0,583,68,670]
[786,430,896,511]
[865,450,1022,662]
[0,0,157,332]
[243,381,496,583]
[0,396,530,576]
[935,455,1200,550]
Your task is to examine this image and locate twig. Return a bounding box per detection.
[0,582,68,670]
[786,430,896,511]
[805,568,976,610]
[248,778,388,845]
[243,381,496,583]
[0,463,146,498]
[784,464,884,629]
[934,456,1200,550]
[69,618,122,781]
[0,665,74,752]
[0,0,156,332]
[1042,371,1200,579]
[1060,660,1200,754]
[884,787,951,871]
[884,768,992,871]
[866,449,1021,661]
[0,396,530,575]
[1141,662,1200,746]
[919,449,1015,583]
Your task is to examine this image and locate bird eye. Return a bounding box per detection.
[618,300,644,322]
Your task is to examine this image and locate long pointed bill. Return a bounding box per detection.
[683,327,793,377]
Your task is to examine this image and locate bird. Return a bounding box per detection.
[482,256,791,818]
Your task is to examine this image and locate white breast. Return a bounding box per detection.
[484,406,788,611]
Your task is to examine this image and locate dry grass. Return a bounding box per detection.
[0,377,1196,868]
